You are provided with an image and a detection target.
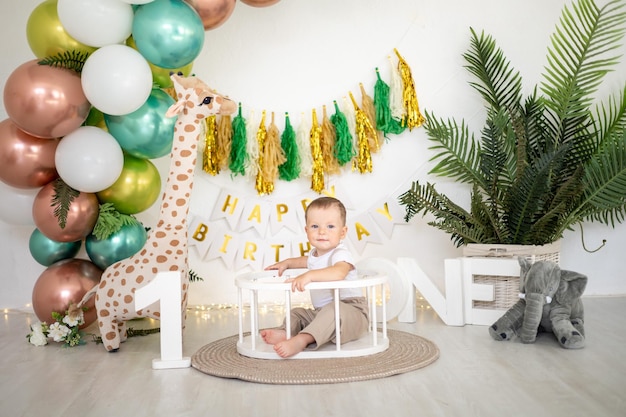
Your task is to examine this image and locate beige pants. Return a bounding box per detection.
[283,297,369,349]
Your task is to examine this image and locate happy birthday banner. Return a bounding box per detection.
[187,185,407,270]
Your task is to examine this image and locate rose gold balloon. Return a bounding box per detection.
[188,0,236,30]
[3,60,91,139]
[240,0,280,7]
[32,258,102,327]
[32,181,99,242]
[0,119,60,189]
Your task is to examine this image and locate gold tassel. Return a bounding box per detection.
[321,105,340,175]
[202,115,219,175]
[349,92,374,174]
[310,108,324,193]
[360,83,381,152]
[216,114,232,171]
[259,112,286,195]
[394,48,425,130]
[254,111,270,195]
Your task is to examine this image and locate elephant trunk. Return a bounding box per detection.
[520,293,545,343]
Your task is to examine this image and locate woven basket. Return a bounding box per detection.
[462,242,561,310]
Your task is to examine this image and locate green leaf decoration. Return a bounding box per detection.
[189,269,204,282]
[92,203,141,241]
[38,50,91,74]
[51,178,80,229]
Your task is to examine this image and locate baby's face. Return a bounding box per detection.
[304,206,347,256]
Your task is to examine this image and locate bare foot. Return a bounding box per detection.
[274,333,315,358]
[260,329,287,345]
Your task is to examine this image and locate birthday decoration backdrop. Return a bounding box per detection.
[8,0,622,310]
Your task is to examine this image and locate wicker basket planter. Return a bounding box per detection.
[461,241,561,311]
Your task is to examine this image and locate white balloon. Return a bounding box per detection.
[81,45,153,116]
[0,182,39,225]
[55,126,124,193]
[57,0,134,47]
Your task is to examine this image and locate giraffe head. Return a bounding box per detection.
[166,73,237,118]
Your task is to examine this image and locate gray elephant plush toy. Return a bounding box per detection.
[489,258,587,349]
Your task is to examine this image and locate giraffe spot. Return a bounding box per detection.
[124,295,134,304]
[105,332,117,341]
[136,276,144,284]
[156,255,168,263]
[121,279,126,286]
[156,231,166,238]
[170,239,180,246]
[99,281,107,289]
[113,301,119,307]
[181,150,192,158]
[184,124,195,133]
[154,312,161,318]
[142,258,150,264]
[99,309,110,317]
[125,266,135,274]
[176,198,186,207]
[107,289,114,297]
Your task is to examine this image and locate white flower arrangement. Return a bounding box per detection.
[27,303,87,347]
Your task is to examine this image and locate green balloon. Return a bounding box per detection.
[29,228,82,266]
[104,88,176,159]
[86,222,148,270]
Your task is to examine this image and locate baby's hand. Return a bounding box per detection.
[285,274,311,292]
[265,261,287,276]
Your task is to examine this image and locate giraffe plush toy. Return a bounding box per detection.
[81,74,236,352]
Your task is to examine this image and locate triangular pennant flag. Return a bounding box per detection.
[368,197,407,238]
[237,199,271,236]
[346,211,383,255]
[210,188,246,230]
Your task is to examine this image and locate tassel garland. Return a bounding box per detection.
[330,100,355,166]
[279,112,301,181]
[202,115,219,175]
[394,48,424,130]
[310,109,325,193]
[349,91,374,174]
[229,103,248,176]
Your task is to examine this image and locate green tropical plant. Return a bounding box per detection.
[399,0,626,247]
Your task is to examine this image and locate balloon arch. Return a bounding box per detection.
[0,0,280,325]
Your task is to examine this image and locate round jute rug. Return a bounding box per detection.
[191,329,439,385]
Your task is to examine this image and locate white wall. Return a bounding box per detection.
[1,0,624,310]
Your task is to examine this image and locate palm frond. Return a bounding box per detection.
[424,112,484,186]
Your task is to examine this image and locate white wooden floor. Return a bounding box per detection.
[1,296,625,417]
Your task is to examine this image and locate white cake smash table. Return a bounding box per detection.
[235,269,389,359]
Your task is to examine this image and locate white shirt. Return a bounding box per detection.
[307,243,362,308]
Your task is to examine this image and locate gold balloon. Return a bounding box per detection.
[97,154,162,215]
[26,0,96,59]
[187,0,237,30]
[32,258,102,327]
[32,182,100,242]
[0,119,60,189]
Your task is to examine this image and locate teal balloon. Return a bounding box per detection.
[104,88,176,159]
[85,222,147,270]
[132,0,205,69]
[29,228,82,266]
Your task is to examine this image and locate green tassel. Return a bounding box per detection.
[374,68,405,136]
[278,113,301,181]
[330,100,355,166]
[229,103,248,176]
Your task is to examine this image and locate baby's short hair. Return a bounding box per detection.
[305,197,347,225]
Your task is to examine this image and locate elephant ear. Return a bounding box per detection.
[518,257,533,291]
[555,270,588,304]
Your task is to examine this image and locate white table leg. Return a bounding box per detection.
[334,288,340,350]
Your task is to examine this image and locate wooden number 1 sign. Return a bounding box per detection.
[135,271,191,369]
